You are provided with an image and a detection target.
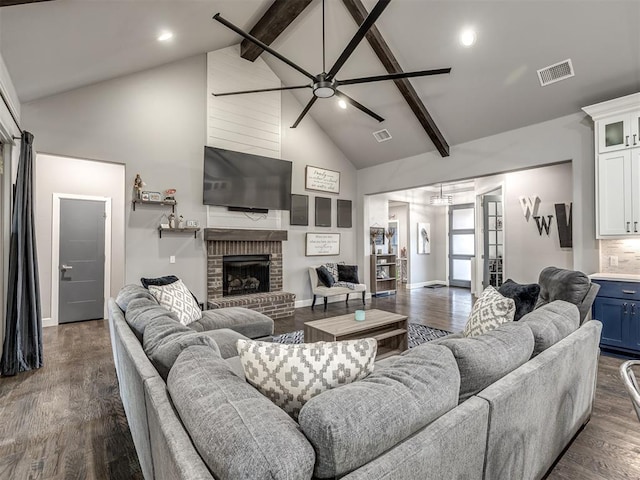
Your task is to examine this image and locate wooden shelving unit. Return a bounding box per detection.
[158,226,200,238]
[370,253,397,296]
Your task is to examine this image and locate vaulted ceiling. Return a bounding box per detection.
[1,0,639,169]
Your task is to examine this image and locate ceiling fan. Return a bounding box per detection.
[212,0,451,128]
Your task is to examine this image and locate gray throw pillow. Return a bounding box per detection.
[337,264,359,283]
[316,266,335,287]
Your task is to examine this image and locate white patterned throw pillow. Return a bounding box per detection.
[463,285,516,337]
[149,279,201,326]
[237,339,377,419]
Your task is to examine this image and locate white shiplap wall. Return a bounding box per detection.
[206,45,283,228]
[207,45,281,159]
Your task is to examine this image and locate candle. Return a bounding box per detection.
[355,310,366,321]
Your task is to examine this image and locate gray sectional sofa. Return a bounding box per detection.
[108,284,602,480]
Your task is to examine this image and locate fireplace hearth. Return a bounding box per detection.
[223,255,270,296]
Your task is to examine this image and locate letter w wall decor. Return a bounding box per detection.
[555,203,572,248]
[519,195,540,221]
[533,215,553,235]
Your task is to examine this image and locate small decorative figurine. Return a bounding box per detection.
[168,213,176,229]
[134,174,144,199]
[178,215,184,229]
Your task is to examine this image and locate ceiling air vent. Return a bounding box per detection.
[537,59,574,86]
[373,129,392,143]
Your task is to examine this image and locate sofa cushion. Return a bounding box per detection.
[520,300,580,356]
[115,284,157,312]
[149,279,201,326]
[337,264,360,283]
[189,307,274,339]
[439,322,534,402]
[535,266,591,310]
[124,297,181,342]
[168,346,315,480]
[298,344,460,478]
[498,279,540,321]
[202,328,249,359]
[463,286,516,337]
[143,321,219,380]
[316,266,335,287]
[237,339,377,420]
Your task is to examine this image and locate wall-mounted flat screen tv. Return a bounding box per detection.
[203,146,292,211]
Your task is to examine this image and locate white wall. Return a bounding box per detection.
[22,53,359,306]
[35,154,125,322]
[357,112,599,277]
[408,199,446,286]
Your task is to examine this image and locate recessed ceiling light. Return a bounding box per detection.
[459,29,476,47]
[338,99,347,109]
[157,31,174,42]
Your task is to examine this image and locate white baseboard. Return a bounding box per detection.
[406,280,449,289]
[295,292,372,309]
[42,317,58,328]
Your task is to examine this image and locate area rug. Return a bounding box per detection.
[272,323,452,349]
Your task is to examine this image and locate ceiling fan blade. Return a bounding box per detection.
[291,96,318,128]
[213,84,311,97]
[213,13,317,82]
[326,0,390,80]
[0,0,53,6]
[337,68,452,86]
[335,91,384,122]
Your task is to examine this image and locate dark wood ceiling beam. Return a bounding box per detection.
[240,0,313,62]
[342,0,450,157]
[0,0,53,6]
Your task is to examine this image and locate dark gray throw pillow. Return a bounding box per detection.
[316,266,335,287]
[338,264,359,283]
[498,279,540,321]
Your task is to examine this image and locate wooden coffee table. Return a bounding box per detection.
[304,309,408,360]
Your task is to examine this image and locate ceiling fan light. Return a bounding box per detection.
[314,86,335,98]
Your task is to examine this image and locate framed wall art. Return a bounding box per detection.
[306,233,340,256]
[290,194,309,226]
[370,227,385,245]
[337,199,352,228]
[305,165,340,194]
[315,196,332,227]
[418,222,431,254]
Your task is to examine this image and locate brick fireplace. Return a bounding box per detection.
[205,228,295,320]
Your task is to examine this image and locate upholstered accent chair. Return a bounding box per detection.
[620,360,640,422]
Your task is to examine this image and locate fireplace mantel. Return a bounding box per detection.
[204,228,287,242]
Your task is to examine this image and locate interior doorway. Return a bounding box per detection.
[52,194,111,324]
[482,194,504,288]
[449,203,475,288]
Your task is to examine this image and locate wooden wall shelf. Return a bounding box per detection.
[158,227,200,238]
[132,199,177,212]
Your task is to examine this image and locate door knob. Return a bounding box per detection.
[61,265,73,270]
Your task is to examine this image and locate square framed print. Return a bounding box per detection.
[337,199,352,228]
[305,166,340,194]
[306,233,340,256]
[290,194,309,226]
[315,197,332,227]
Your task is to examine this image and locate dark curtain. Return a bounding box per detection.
[1,131,42,376]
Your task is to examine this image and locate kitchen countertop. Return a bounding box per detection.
[589,273,640,283]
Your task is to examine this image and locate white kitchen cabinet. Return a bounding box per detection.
[584,92,640,238]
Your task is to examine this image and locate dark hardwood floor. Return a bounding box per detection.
[0,286,638,479]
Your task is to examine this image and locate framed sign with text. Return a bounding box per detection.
[305,233,340,256]
[305,165,340,194]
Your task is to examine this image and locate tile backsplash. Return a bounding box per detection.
[600,239,640,274]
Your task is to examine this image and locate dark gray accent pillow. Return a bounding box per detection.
[439,322,534,403]
[168,346,315,480]
[520,300,579,356]
[143,322,220,380]
[316,266,335,287]
[337,264,359,283]
[498,279,540,321]
[535,266,590,313]
[298,344,459,478]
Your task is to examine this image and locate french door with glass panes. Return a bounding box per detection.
[483,195,504,288]
[449,204,475,288]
